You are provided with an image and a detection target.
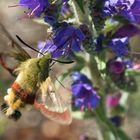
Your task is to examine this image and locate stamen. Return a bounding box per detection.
[8,2,41,19]
[8,4,20,8]
[8,3,33,8]
[30,4,40,16]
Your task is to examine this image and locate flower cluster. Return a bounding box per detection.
[106,93,124,127]
[39,23,85,58]
[18,0,85,58]
[19,0,50,17]
[113,24,140,38]
[71,72,100,110]
[18,0,71,24]
[103,0,140,23]
[95,35,129,57]
[106,58,125,87]
[106,94,121,108]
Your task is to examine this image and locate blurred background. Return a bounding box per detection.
[0,0,140,140]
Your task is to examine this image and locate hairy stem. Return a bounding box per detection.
[71,1,131,140]
[88,55,103,89]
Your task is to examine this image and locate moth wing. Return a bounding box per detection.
[0,24,31,62]
[34,77,72,124]
[40,105,72,125]
[10,43,31,62]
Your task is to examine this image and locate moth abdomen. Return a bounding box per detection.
[1,102,21,121]
[1,81,35,120]
[2,86,23,118]
[12,82,36,104]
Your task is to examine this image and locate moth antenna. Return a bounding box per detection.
[49,61,56,68]
[16,35,44,55]
[50,58,74,64]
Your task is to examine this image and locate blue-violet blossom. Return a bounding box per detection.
[107,37,129,56]
[19,0,50,17]
[71,72,100,110]
[108,60,125,74]
[103,0,140,23]
[113,24,140,38]
[39,24,85,58]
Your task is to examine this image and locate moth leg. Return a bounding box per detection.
[0,54,16,77]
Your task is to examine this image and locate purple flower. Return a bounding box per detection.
[106,58,126,83]
[107,37,129,56]
[131,0,140,23]
[107,58,125,75]
[71,72,92,85]
[44,15,57,26]
[113,24,140,38]
[110,116,123,127]
[109,60,125,74]
[39,24,85,58]
[62,0,69,5]
[106,94,121,108]
[19,0,50,17]
[71,72,100,110]
[103,0,140,23]
[123,58,133,68]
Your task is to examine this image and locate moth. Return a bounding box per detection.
[1,36,72,124]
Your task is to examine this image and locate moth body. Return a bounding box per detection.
[1,54,51,120]
[1,51,72,124]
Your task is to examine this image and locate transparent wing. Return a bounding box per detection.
[10,43,31,62]
[34,77,72,124]
[0,23,31,62]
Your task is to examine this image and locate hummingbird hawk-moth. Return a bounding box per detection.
[1,36,72,125]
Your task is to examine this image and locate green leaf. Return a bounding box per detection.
[74,0,85,13]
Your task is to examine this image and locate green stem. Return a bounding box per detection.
[71,1,95,34]
[88,56,112,140]
[96,116,111,140]
[71,1,131,140]
[88,55,103,89]
[88,55,131,140]
[71,1,81,24]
